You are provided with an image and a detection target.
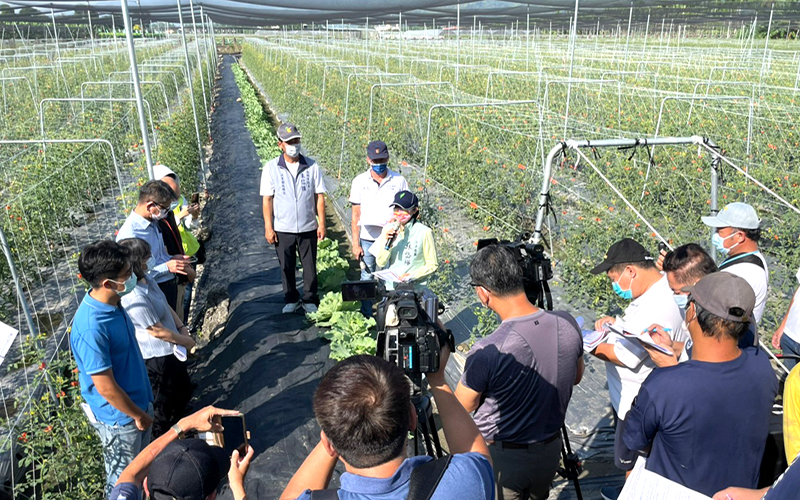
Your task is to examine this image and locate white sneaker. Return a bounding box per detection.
[301,302,318,314]
[282,302,300,314]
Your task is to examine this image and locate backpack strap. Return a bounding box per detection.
[407,455,454,500]
[718,253,765,271]
[309,490,339,500]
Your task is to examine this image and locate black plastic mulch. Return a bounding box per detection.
[189,54,337,499]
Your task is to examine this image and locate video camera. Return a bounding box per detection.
[477,233,554,310]
[341,281,453,375]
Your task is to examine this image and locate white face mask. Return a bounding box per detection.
[284,144,300,158]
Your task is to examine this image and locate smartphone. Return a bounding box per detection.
[213,413,248,455]
[658,242,668,254]
[190,192,200,204]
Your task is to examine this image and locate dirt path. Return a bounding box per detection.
[188,54,337,499]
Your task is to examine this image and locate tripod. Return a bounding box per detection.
[409,374,443,458]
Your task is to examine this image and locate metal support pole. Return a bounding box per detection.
[456,2,461,87]
[0,226,38,339]
[563,0,580,137]
[624,1,633,66]
[86,5,95,54]
[189,0,210,137]
[760,4,774,87]
[120,0,154,178]
[176,0,206,185]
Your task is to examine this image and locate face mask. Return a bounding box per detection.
[109,274,137,296]
[612,273,634,301]
[711,231,739,256]
[673,294,689,310]
[371,163,388,175]
[393,211,413,225]
[284,144,300,158]
[149,203,168,221]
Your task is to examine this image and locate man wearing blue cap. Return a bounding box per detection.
[348,140,408,315]
[701,202,768,327]
[261,123,327,314]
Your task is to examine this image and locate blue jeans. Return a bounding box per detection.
[91,403,154,495]
[782,334,800,370]
[360,238,377,317]
[182,281,193,324]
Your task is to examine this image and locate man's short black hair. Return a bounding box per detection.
[607,259,657,275]
[78,240,130,288]
[118,238,151,280]
[313,355,410,469]
[138,180,176,207]
[693,301,748,341]
[469,245,524,297]
[737,227,761,243]
[662,243,718,285]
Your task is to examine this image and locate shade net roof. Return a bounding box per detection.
[3,1,798,30]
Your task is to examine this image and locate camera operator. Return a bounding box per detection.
[279,354,494,500]
[370,190,437,291]
[455,245,584,500]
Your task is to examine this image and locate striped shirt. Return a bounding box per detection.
[121,276,177,359]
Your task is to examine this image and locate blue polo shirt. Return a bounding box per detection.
[294,453,494,500]
[70,293,153,426]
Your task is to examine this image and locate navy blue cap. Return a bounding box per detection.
[148,439,230,500]
[390,190,419,210]
[367,140,389,161]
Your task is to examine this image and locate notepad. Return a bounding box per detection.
[620,457,712,500]
[608,323,674,356]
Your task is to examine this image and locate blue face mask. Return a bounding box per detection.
[711,231,739,256]
[109,274,137,296]
[612,274,634,301]
[673,294,689,310]
[371,163,388,175]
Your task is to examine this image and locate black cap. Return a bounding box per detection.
[390,190,419,210]
[367,140,389,161]
[589,238,653,275]
[148,439,230,500]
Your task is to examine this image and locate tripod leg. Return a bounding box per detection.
[418,413,436,458]
[427,413,443,457]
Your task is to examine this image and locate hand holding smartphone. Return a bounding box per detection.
[210,413,249,455]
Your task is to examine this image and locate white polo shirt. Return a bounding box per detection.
[349,168,408,241]
[720,251,768,324]
[604,274,686,419]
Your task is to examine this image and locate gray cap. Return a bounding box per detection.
[701,202,760,230]
[681,272,755,323]
[276,123,301,142]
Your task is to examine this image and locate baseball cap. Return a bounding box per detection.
[390,190,419,210]
[147,439,230,500]
[681,272,754,323]
[153,164,178,182]
[589,238,653,275]
[276,123,302,142]
[367,140,389,161]
[701,202,760,230]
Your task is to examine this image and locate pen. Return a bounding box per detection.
[643,327,672,334]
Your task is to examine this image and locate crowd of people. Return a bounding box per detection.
[67,123,800,500]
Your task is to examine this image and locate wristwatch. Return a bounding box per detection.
[171,423,184,438]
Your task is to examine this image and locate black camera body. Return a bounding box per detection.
[341,281,452,375]
[477,234,554,310]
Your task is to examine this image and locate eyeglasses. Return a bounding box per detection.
[149,201,169,211]
[469,282,482,288]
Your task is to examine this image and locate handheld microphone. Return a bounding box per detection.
[384,222,400,250]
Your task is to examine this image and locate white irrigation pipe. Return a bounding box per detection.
[80,80,170,117]
[367,81,455,138]
[336,72,410,178]
[422,100,542,176]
